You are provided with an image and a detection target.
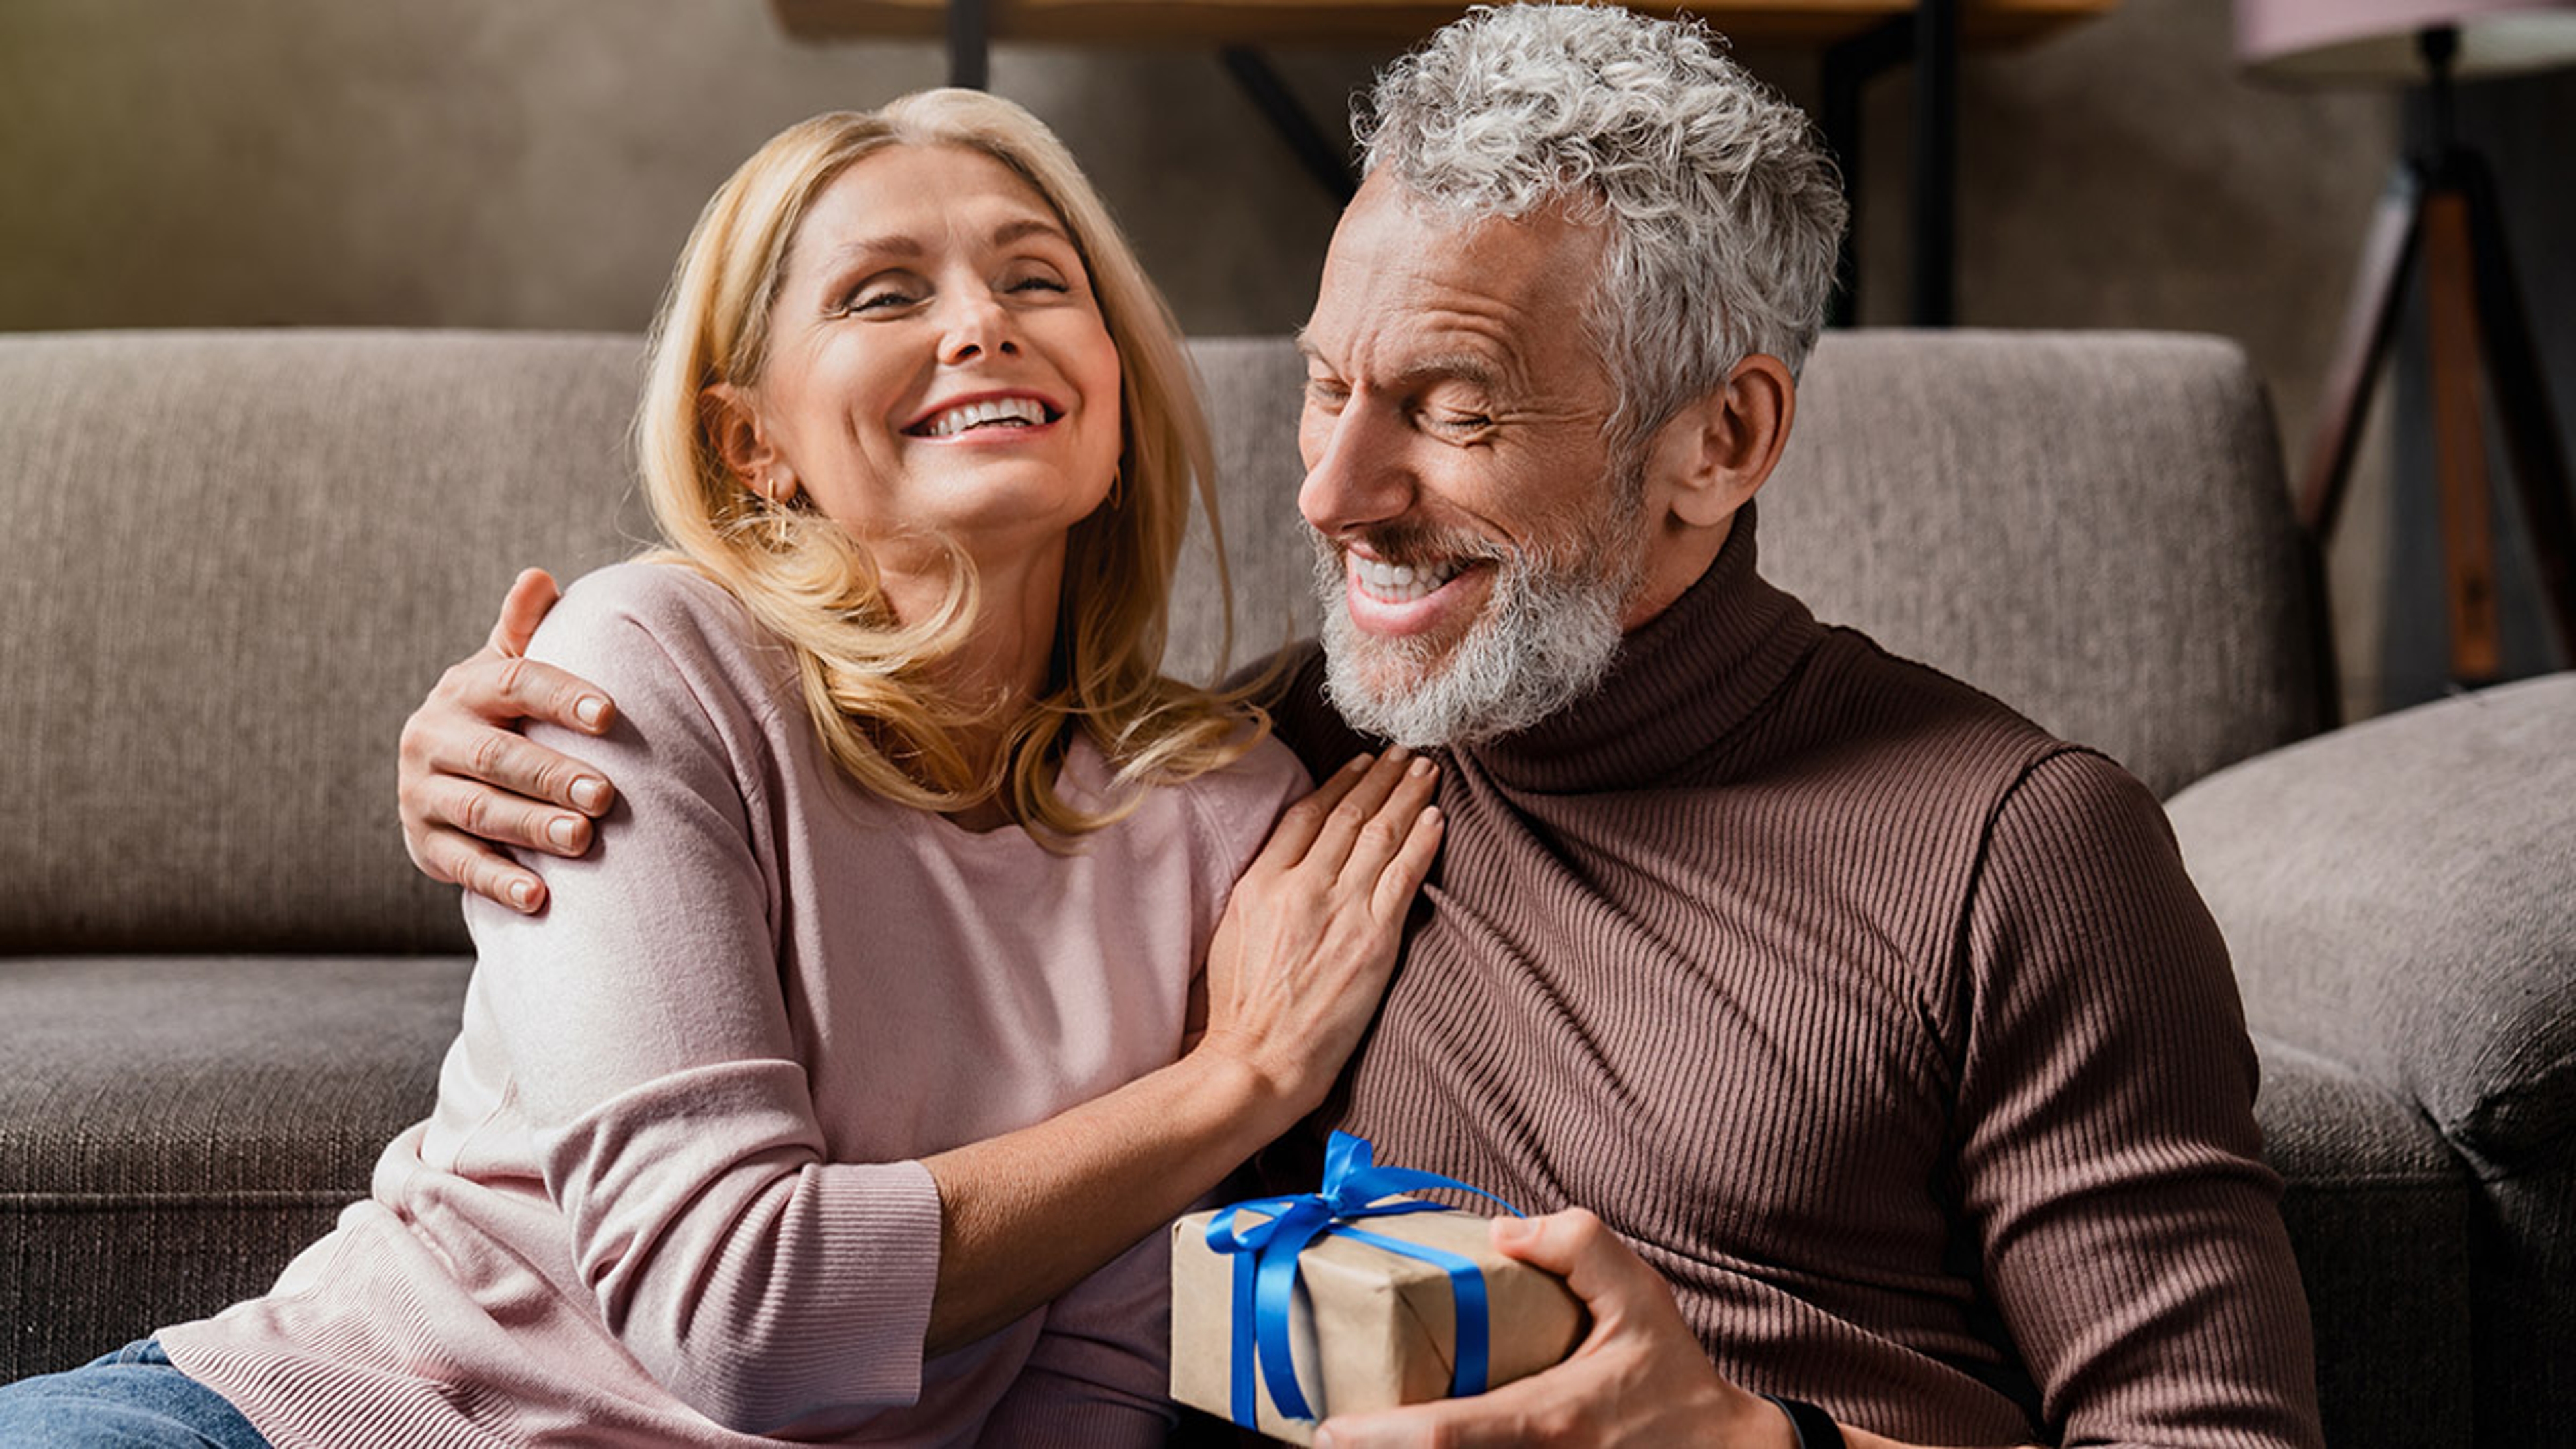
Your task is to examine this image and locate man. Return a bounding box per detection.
[398,9,2324,1447]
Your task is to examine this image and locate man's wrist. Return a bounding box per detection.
[1760,1395,1847,1449]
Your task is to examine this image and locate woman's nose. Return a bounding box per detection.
[938,287,1019,364]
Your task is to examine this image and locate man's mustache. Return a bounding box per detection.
[1307,521,1514,572]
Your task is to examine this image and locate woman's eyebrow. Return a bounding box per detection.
[822,235,923,266]
[819,217,1068,270]
[990,216,1073,249]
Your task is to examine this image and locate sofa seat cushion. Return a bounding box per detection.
[2167,672,2576,1166]
[0,954,470,1378]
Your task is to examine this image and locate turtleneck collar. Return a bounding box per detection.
[1460,502,1821,793]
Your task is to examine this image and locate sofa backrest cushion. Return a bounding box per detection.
[1762,330,2323,795]
[0,327,2320,954]
[1,331,647,954]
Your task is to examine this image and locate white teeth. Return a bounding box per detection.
[918,396,1048,437]
[1351,554,1460,602]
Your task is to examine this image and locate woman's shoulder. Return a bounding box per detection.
[1216,729,1310,797]
[1165,728,1309,846]
[547,558,755,639]
[538,559,773,657]
[532,559,793,719]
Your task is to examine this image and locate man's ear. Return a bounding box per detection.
[700,382,781,495]
[1646,354,1796,529]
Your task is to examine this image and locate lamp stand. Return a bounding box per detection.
[2298,26,2576,691]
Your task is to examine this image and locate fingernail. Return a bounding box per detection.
[575,696,608,729]
[546,816,582,851]
[1493,1216,1534,1246]
[572,777,609,812]
[1408,755,1434,777]
[508,880,538,912]
[1344,753,1373,772]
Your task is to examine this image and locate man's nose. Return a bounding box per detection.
[1298,402,1412,535]
[938,288,1018,364]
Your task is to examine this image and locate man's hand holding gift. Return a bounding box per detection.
[1173,1131,1913,1449]
[1316,1209,1808,1449]
[1175,1136,1865,1449]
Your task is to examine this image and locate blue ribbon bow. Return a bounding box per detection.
[1203,1132,1525,1426]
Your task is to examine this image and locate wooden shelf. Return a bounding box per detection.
[765,0,2123,326]
[771,0,2115,51]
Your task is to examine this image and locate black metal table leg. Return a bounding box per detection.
[1911,0,1957,325]
[1821,33,1871,327]
[1220,47,1358,204]
[1818,11,1949,328]
[948,0,988,89]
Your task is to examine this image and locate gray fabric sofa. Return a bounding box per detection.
[2,329,2567,1446]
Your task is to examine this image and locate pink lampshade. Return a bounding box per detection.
[2237,0,2576,80]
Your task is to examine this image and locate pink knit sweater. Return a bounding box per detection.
[161,561,1306,1448]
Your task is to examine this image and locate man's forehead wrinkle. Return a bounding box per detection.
[1303,288,1514,378]
[1385,333,1516,398]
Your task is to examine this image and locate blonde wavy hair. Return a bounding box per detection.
[637,91,1262,840]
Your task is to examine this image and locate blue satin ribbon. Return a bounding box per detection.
[1203,1132,1525,1427]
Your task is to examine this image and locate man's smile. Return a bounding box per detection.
[1350,552,1464,602]
[1340,544,1493,639]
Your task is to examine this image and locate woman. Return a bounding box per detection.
[0,93,1440,1446]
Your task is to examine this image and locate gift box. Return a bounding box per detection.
[1169,1134,1586,1444]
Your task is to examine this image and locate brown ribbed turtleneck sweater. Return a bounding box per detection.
[1259,508,2322,1449]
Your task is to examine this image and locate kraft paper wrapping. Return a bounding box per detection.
[1170,1203,1587,1444]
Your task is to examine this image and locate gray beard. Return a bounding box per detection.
[1311,521,1639,749]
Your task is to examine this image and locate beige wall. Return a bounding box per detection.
[0,1,1371,334]
[0,0,2399,710]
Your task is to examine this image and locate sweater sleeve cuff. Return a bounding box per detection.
[784,1157,943,1406]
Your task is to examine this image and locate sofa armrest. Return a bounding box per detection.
[2253,1035,2475,1449]
[2167,673,2576,1167]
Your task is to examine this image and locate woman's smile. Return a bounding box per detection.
[904,390,1063,439]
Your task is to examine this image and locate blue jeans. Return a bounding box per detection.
[0,1339,271,1448]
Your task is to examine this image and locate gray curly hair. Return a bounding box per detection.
[1356,4,1848,456]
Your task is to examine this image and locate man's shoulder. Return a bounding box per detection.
[1792,623,2075,777]
[1685,619,2107,861]
[1794,625,2190,877]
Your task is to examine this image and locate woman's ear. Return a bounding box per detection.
[1646,354,1796,529]
[701,383,792,501]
